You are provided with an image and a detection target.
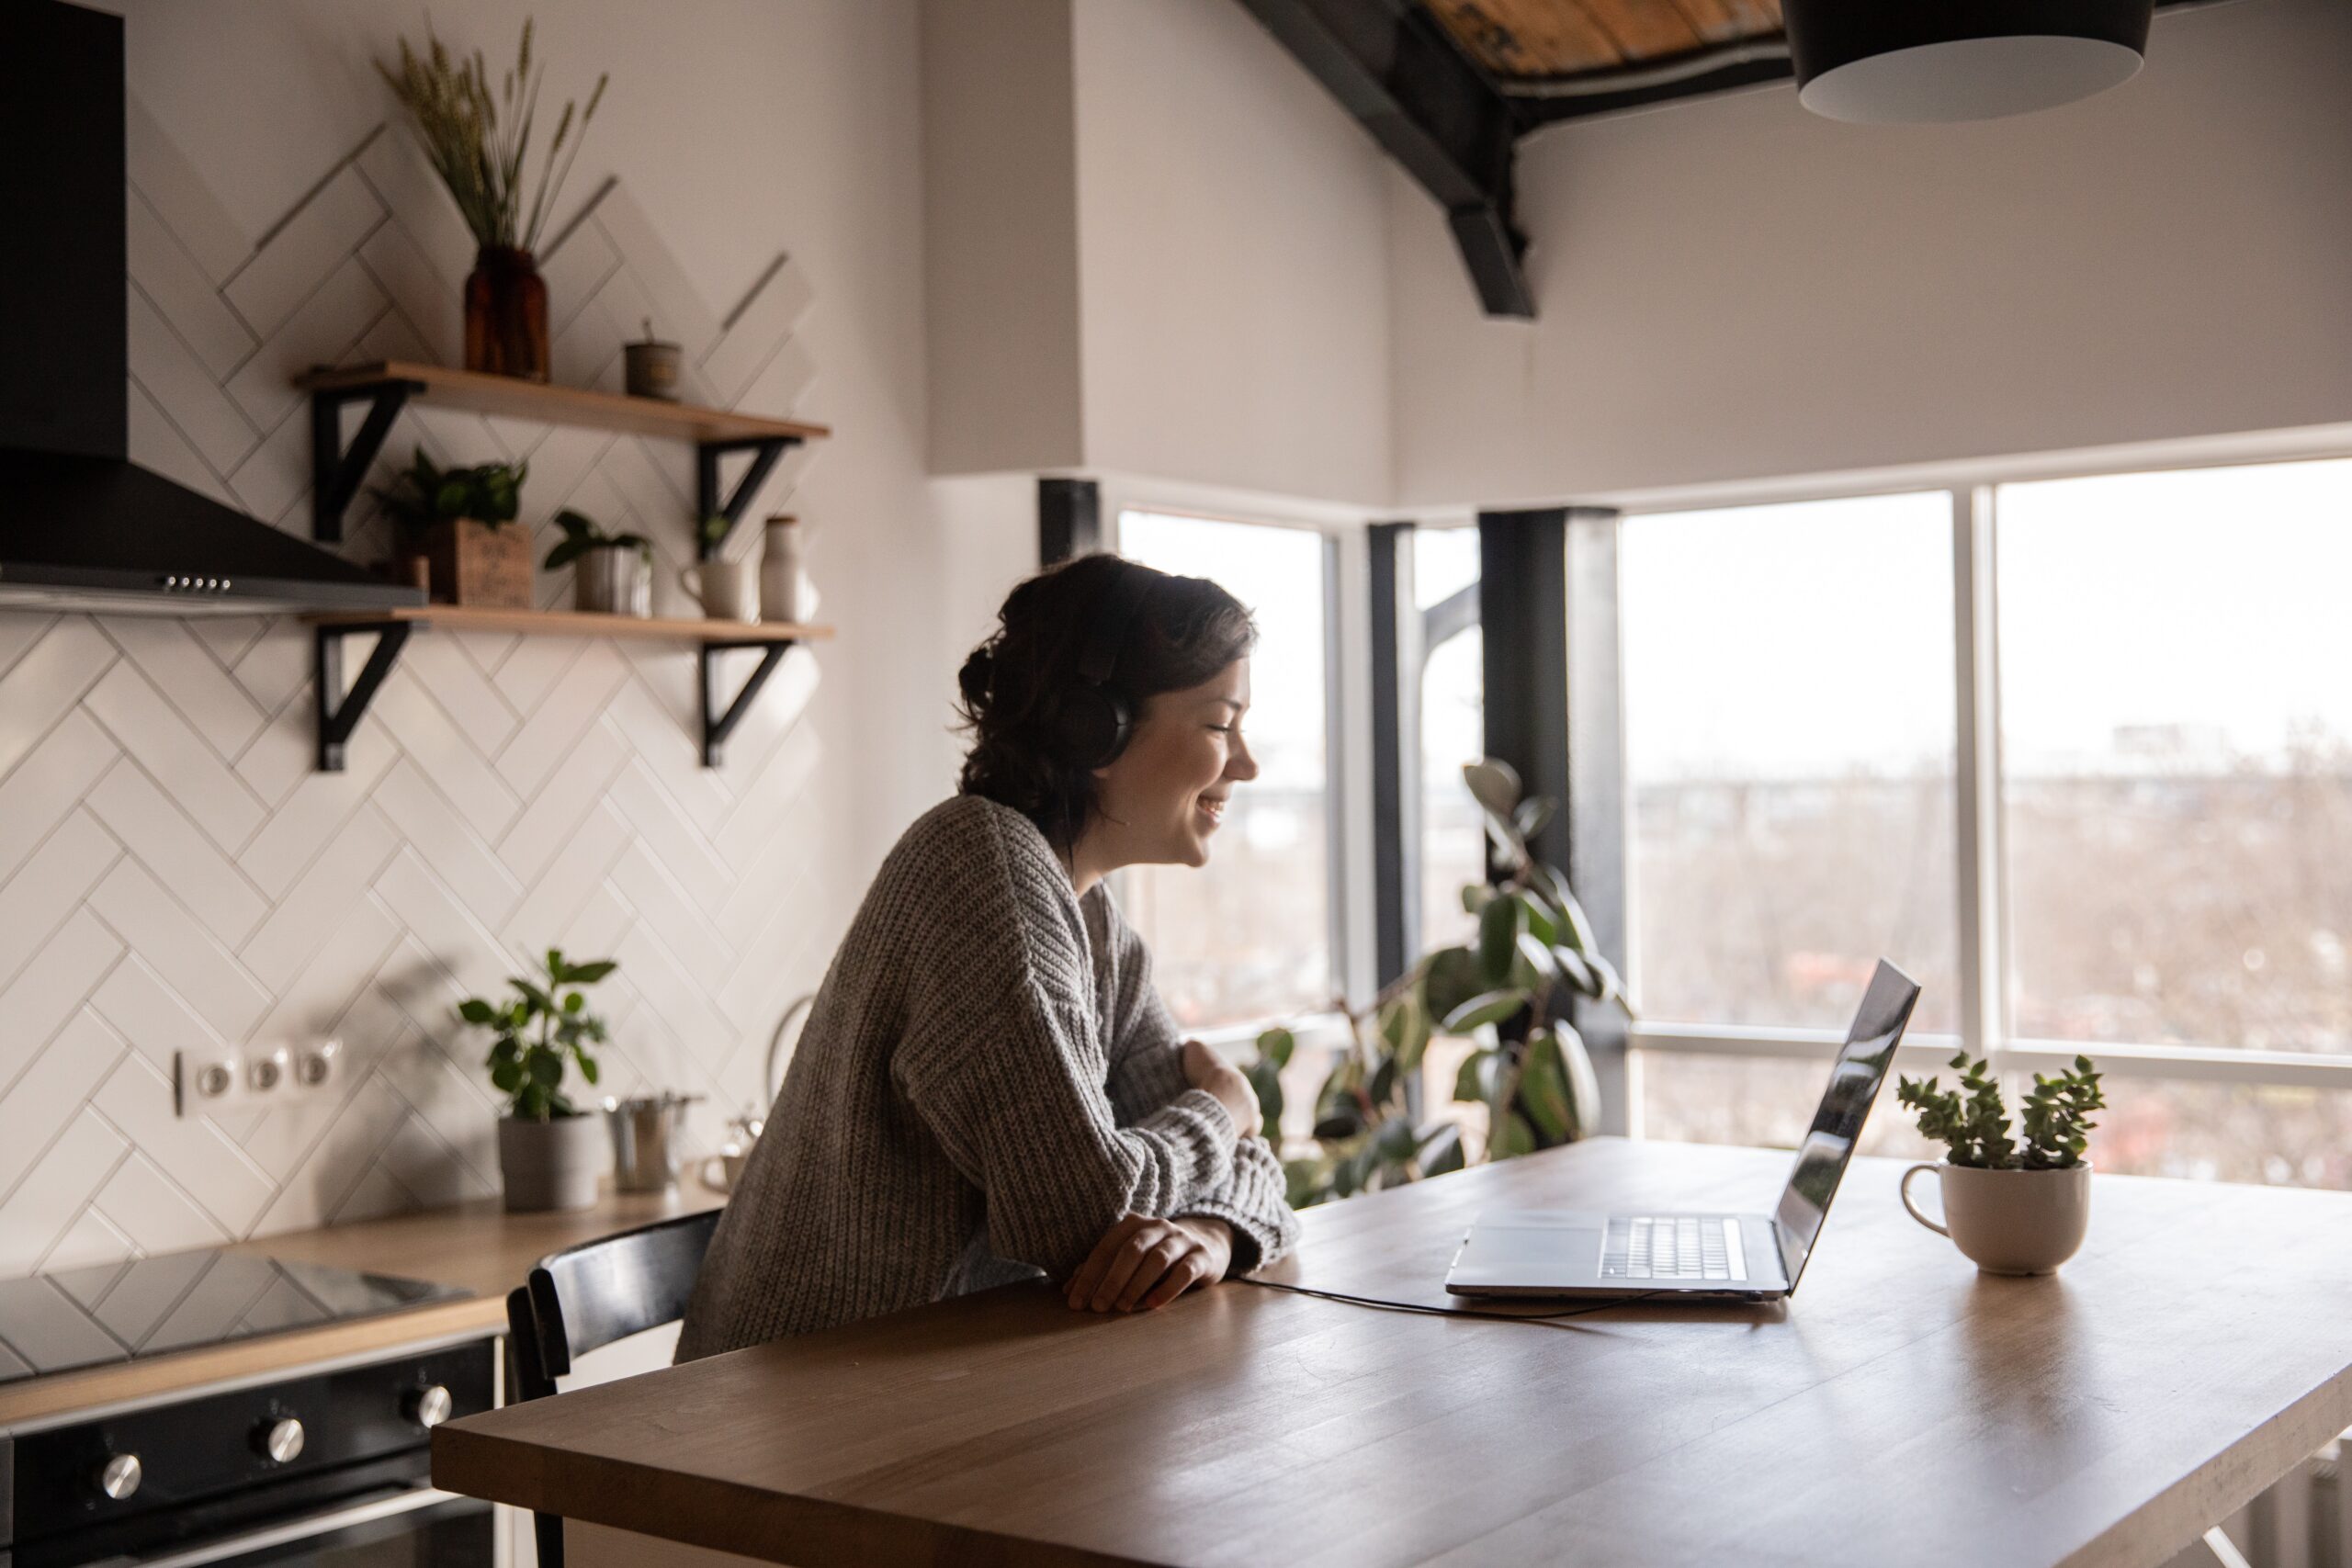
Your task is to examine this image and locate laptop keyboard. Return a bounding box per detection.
[1602,1216,1748,1281]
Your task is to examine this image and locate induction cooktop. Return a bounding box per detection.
[0,1249,470,1386]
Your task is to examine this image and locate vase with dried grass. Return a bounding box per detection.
[378,20,605,382]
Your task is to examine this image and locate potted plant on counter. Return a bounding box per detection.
[1895,1052,2107,1275]
[374,447,534,608]
[545,507,652,616]
[459,949,616,1213]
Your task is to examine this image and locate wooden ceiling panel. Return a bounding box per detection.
[1422,0,1786,78]
[1422,0,1624,75]
[1576,0,1708,60]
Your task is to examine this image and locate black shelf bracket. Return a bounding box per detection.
[315,621,413,772]
[310,378,424,543]
[695,437,799,559]
[699,639,792,767]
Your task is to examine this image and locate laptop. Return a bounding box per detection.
[1444,958,1920,1303]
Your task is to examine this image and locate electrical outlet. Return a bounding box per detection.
[175,1049,247,1116]
[175,1041,345,1118]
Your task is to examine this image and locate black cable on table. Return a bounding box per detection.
[1236,1276,1669,1325]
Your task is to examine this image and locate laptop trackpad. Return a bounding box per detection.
[1450,1213,1603,1290]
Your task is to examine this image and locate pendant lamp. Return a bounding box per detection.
[1783,0,2155,123]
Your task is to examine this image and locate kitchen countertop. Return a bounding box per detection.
[0,1182,723,1428]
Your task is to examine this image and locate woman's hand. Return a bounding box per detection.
[1182,1039,1262,1139]
[1065,1214,1235,1313]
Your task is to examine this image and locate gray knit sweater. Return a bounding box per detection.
[675,795,1301,1360]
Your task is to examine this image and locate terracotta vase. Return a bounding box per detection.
[463,246,550,381]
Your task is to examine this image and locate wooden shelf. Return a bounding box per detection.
[305,605,834,644]
[297,362,831,446]
[298,362,826,555]
[306,606,829,772]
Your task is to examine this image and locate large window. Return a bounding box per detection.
[1997,462,2352,1055]
[1616,460,2352,1190]
[1414,526,1484,948]
[1116,511,1336,1032]
[1622,492,1961,1039]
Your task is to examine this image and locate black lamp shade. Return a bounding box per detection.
[1784,0,2155,123]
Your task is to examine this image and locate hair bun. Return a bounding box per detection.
[956,641,998,715]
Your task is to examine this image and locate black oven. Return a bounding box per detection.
[2,1339,496,1568]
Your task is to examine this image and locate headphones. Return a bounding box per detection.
[1053,558,1158,768]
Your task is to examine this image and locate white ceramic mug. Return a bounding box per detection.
[1900,1161,2092,1276]
[678,559,759,622]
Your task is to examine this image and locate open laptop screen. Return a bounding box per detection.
[1771,960,1921,1289]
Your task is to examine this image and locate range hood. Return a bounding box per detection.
[0,3,423,617]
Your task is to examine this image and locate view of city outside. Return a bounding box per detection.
[1114,512,1334,1032]
[1620,491,1962,1047]
[1415,525,1485,950]
[1994,459,2352,1187]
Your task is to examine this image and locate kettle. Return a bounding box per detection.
[697,993,816,1195]
[602,1091,702,1193]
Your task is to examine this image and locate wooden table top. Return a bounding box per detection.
[431,1139,2352,1568]
[0,1183,722,1427]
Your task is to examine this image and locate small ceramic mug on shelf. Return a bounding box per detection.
[1900,1160,2092,1276]
[678,559,759,623]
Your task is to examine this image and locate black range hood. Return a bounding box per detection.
[0,2,422,617]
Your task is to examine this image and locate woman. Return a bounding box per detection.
[676,553,1301,1360]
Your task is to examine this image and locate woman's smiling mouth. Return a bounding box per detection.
[1196,795,1227,828]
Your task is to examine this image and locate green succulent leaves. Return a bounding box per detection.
[543,507,653,570]
[1897,1050,2106,1169]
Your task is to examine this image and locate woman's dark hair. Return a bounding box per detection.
[957,553,1255,847]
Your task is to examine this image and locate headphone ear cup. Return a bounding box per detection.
[1054,689,1127,770]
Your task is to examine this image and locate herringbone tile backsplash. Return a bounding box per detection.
[0,103,834,1276]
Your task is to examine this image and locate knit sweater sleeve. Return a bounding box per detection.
[892,808,1241,1280]
[1097,894,1303,1274]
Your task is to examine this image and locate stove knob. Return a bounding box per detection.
[97,1452,142,1500]
[407,1383,454,1428]
[256,1416,305,1464]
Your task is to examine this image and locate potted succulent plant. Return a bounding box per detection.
[373,447,533,608]
[545,507,652,616]
[1895,1051,2107,1275]
[1250,758,1632,1208]
[459,949,616,1213]
[378,20,607,381]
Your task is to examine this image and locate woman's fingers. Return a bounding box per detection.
[1066,1214,1148,1309]
[1109,1235,1194,1312]
[1138,1249,1212,1311]
[1091,1227,1179,1312]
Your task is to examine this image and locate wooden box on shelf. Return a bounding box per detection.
[428,520,533,608]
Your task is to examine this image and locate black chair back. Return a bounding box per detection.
[503,1209,722,1565]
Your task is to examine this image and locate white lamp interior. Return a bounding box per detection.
[1800,34,2146,124]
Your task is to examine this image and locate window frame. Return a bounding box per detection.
[1104,491,1374,1044]
[1607,461,2352,1109]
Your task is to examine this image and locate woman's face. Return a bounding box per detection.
[1090,658,1258,870]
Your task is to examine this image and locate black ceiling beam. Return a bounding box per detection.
[1234,0,1533,319]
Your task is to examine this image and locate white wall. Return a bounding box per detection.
[1392,0,2352,508]
[0,0,935,1273]
[921,0,1087,477]
[1072,0,1394,508]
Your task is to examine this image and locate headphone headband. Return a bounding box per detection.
[1076,558,1157,688]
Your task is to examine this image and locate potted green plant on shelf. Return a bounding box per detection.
[545,507,652,617]
[373,447,533,609]
[378,19,606,381]
[1895,1052,2107,1275]
[459,949,616,1213]
[1249,759,1633,1208]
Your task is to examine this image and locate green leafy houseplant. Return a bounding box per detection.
[1252,760,1633,1208]
[1897,1052,2107,1168]
[459,949,616,1122]
[377,18,607,255]
[373,448,526,541]
[542,507,650,570]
